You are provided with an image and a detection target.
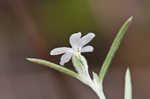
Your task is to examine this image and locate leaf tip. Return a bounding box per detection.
[26,58,36,62]
[125,67,132,99]
[26,58,31,61]
[128,16,133,22]
[126,67,131,75]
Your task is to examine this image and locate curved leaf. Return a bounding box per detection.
[99,16,133,82]
[27,58,80,80]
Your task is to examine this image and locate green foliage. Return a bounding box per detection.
[99,16,133,82]
[124,68,132,99]
[26,58,80,80]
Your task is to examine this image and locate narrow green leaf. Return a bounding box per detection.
[26,58,80,80]
[99,16,133,81]
[124,68,132,99]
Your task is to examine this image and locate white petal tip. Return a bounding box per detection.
[59,53,72,66]
[88,32,95,37]
[50,51,54,55]
[50,50,56,55]
[72,32,82,36]
[50,47,71,55]
[60,62,64,65]
[81,46,94,52]
[76,32,82,34]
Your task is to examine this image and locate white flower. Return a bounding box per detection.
[50,32,95,65]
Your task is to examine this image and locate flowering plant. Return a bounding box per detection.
[27,16,133,99]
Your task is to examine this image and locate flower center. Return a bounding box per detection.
[73,48,81,56]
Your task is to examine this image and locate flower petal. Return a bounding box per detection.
[80,33,95,47]
[69,32,81,48]
[50,47,72,55]
[60,53,72,65]
[81,46,94,52]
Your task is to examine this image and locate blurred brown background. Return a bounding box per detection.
[0,0,150,99]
